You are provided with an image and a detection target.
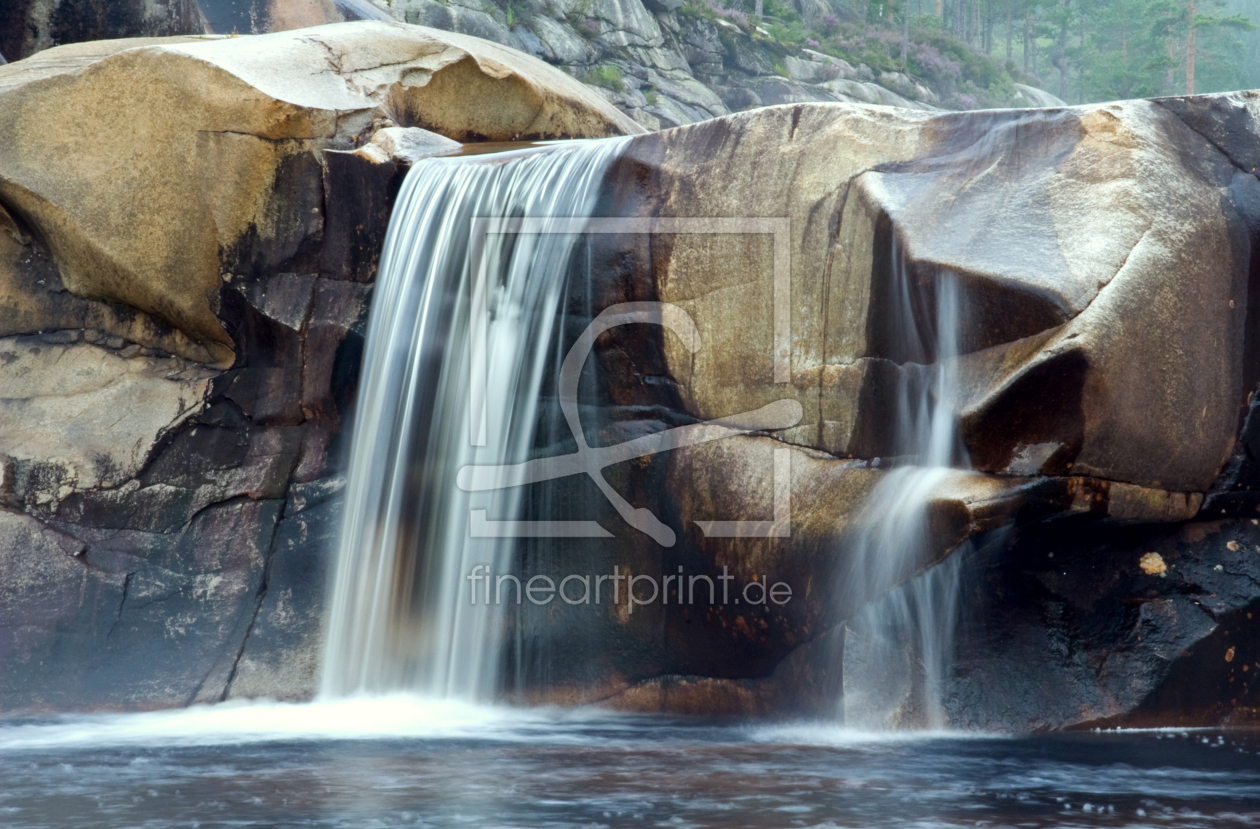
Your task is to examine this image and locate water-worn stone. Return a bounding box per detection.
[225,476,344,700]
[609,99,1256,501]
[0,337,214,508]
[950,516,1260,729]
[558,94,1260,724]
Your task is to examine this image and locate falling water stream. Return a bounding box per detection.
[841,237,969,730]
[321,137,630,699]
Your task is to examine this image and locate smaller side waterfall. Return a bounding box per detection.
[841,236,969,730]
[321,138,629,700]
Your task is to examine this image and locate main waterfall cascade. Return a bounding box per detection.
[321,138,976,725]
[321,137,631,700]
[841,238,971,730]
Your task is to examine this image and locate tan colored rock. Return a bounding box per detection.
[1139,551,1168,575]
[0,22,643,367]
[615,97,1254,499]
[0,337,215,506]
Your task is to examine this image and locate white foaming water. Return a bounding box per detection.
[321,138,629,700]
[0,697,556,750]
[0,697,988,752]
[749,722,1004,746]
[841,236,969,731]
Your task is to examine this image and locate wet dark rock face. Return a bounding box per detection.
[0,0,202,61]
[951,516,1260,730]
[0,220,368,711]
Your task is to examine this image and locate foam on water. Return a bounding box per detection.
[0,697,1008,752]
[0,697,572,751]
[748,722,1009,747]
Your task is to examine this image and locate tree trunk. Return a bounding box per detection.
[1166,30,1176,92]
[1077,10,1084,102]
[1054,0,1069,99]
[1186,0,1197,94]
[1005,0,1013,61]
[977,0,987,52]
[902,0,910,65]
[1024,8,1031,73]
[1120,22,1128,96]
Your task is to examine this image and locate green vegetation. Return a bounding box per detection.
[685,0,1255,107]
[583,64,626,91]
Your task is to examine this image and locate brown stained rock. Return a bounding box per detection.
[301,279,370,428]
[320,149,408,285]
[611,104,932,430]
[611,96,1257,503]
[0,209,222,366]
[592,625,846,717]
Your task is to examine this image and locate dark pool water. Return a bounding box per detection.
[0,698,1256,828]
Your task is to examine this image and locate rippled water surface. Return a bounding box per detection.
[0,698,1256,828]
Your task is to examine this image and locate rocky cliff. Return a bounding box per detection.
[0,21,1255,729]
[0,0,1065,131]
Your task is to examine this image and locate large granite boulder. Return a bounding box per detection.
[609,101,1252,497]
[0,22,641,368]
[0,22,639,710]
[520,94,1260,725]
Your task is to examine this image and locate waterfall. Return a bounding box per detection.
[841,235,968,730]
[320,138,629,700]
